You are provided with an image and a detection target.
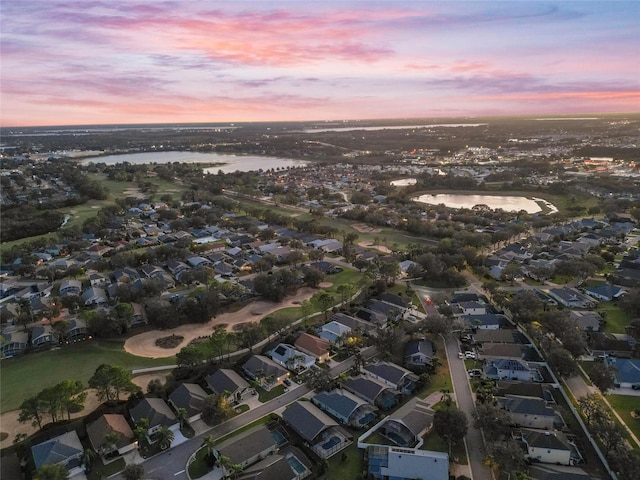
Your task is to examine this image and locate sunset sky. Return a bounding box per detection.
[1,1,639,127]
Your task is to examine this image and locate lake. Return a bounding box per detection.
[81,151,306,173]
[413,193,557,214]
[298,123,487,133]
[390,178,417,186]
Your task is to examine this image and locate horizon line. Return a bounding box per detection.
[2,111,640,130]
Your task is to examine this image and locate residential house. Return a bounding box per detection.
[376,398,435,447]
[31,430,84,476]
[0,330,29,358]
[583,284,624,302]
[168,383,208,422]
[215,424,279,471]
[344,376,399,410]
[282,401,350,459]
[269,343,316,372]
[129,398,178,437]
[88,273,110,288]
[521,429,581,466]
[242,355,289,391]
[59,279,82,296]
[471,329,523,345]
[547,287,597,309]
[312,389,377,427]
[81,287,108,306]
[457,301,487,316]
[589,332,635,358]
[354,308,387,326]
[499,395,562,430]
[527,464,592,480]
[86,414,136,456]
[366,445,449,480]
[496,381,554,403]
[205,368,252,403]
[363,361,419,394]
[329,313,376,335]
[478,343,526,361]
[186,256,212,269]
[234,453,302,480]
[607,358,640,388]
[166,260,190,280]
[130,302,147,327]
[66,318,89,342]
[569,311,602,332]
[403,339,435,367]
[30,325,57,348]
[318,320,352,345]
[484,358,542,382]
[294,333,331,363]
[367,300,403,322]
[465,313,503,330]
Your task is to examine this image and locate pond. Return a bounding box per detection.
[413,193,557,214]
[81,151,306,173]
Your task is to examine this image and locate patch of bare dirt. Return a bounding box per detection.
[155,334,184,349]
[352,223,382,233]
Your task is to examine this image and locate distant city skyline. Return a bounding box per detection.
[1,1,639,127]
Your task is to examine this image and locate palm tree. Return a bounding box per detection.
[156,425,174,450]
[102,431,120,455]
[82,448,96,473]
[176,407,188,429]
[317,291,333,321]
[133,417,150,446]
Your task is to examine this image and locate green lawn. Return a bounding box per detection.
[88,457,125,480]
[417,337,453,399]
[187,447,211,479]
[0,340,173,413]
[420,431,468,465]
[325,442,365,479]
[607,395,640,443]
[256,384,286,402]
[597,303,631,334]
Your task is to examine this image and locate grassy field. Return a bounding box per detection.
[0,340,173,413]
[607,395,640,443]
[597,303,631,334]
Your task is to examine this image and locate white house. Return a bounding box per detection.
[521,429,581,465]
[269,343,316,372]
[366,445,449,480]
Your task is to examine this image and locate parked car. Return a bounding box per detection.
[632,383,640,390]
[468,369,482,378]
[283,378,292,386]
[465,351,477,359]
[458,351,464,359]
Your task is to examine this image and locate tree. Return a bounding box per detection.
[89,364,138,402]
[484,439,527,476]
[176,407,188,428]
[473,403,513,441]
[34,464,69,480]
[201,394,234,426]
[589,361,617,394]
[82,448,96,473]
[336,283,355,305]
[52,319,70,344]
[578,393,608,427]
[433,407,468,454]
[156,425,175,450]
[122,463,145,480]
[546,346,579,378]
[18,396,45,429]
[300,299,312,326]
[317,291,334,321]
[133,418,150,444]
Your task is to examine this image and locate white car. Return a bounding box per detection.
[457,351,464,359]
[465,351,477,359]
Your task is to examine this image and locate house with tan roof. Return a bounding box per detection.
[294,332,331,362]
[86,414,135,456]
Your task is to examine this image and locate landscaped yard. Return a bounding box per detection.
[607,394,640,443]
[417,337,453,399]
[187,446,211,479]
[420,430,468,464]
[325,442,365,479]
[597,303,631,334]
[87,457,125,480]
[0,340,173,413]
[256,384,286,402]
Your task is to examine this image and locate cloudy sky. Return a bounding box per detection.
[1,1,638,127]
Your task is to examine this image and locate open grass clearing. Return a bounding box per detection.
[1,340,173,413]
[607,394,640,444]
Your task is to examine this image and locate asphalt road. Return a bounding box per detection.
[444,334,494,480]
[114,346,376,480]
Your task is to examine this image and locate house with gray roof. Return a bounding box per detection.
[527,464,592,480]
[478,343,525,361]
[344,375,398,410]
[403,339,435,367]
[547,287,597,309]
[168,383,208,422]
[363,361,418,394]
[31,325,57,348]
[31,430,84,476]
[521,428,582,466]
[282,401,350,459]
[312,389,377,427]
[59,279,82,296]
[242,355,289,391]
[129,398,178,437]
[1,330,28,358]
[484,358,542,382]
[375,398,435,448]
[269,343,315,372]
[367,445,449,480]
[66,318,89,342]
[498,395,563,430]
[215,424,278,470]
[81,286,108,306]
[569,311,602,332]
[318,320,352,344]
[205,368,252,403]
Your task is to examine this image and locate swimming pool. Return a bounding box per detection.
[287,455,307,475]
[271,429,287,445]
[321,436,340,450]
[359,412,376,425]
